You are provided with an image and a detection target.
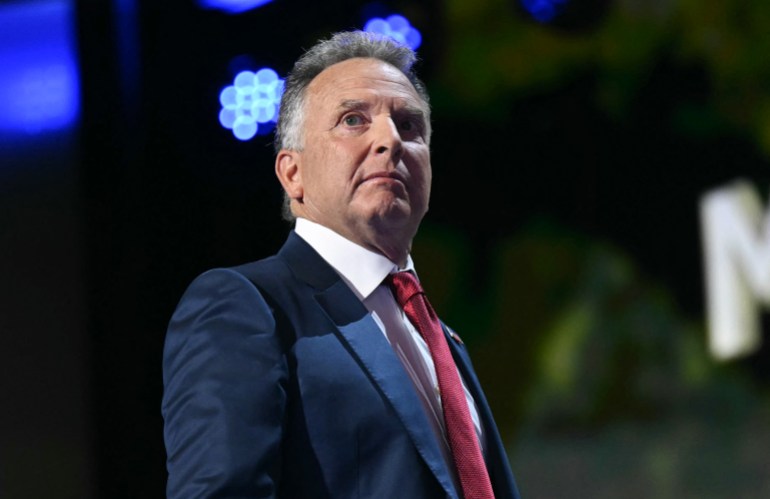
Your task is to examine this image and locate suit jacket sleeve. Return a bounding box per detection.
[162,268,288,498]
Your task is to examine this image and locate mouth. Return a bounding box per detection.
[361,171,407,186]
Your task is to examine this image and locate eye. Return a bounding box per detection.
[398,119,414,131]
[397,116,424,138]
[342,114,365,127]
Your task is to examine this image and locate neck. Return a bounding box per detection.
[293,208,418,268]
[335,223,411,268]
[366,239,410,268]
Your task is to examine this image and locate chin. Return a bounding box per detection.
[370,197,412,220]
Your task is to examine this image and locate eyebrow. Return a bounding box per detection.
[398,105,427,121]
[337,100,370,112]
[336,100,426,120]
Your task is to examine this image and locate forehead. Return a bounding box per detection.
[305,58,424,111]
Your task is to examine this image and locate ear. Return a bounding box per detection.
[275,150,304,200]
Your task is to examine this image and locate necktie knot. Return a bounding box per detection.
[386,271,423,307]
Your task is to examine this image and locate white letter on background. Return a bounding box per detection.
[700,180,770,360]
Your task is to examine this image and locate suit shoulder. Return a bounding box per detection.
[230,254,289,281]
[227,254,302,296]
[194,252,309,309]
[180,253,288,290]
[169,255,284,315]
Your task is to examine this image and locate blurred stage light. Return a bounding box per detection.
[219,68,284,141]
[521,0,568,23]
[0,0,80,136]
[198,0,274,14]
[518,0,609,32]
[364,14,422,50]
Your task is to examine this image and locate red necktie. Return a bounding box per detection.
[387,271,495,499]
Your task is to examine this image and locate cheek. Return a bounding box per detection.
[408,149,432,190]
[338,142,370,174]
[326,141,367,179]
[419,176,432,207]
[302,142,351,190]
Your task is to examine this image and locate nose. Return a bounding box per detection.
[373,116,403,163]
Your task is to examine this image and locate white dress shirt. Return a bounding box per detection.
[294,218,484,488]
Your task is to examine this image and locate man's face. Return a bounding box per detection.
[283,57,432,255]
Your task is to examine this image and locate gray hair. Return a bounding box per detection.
[275,31,431,222]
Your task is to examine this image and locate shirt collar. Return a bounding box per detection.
[294,218,415,300]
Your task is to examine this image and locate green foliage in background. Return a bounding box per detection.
[436,0,770,153]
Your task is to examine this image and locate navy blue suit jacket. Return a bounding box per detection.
[162,232,521,498]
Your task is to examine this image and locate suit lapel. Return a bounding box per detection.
[443,328,493,453]
[443,324,518,499]
[280,232,459,499]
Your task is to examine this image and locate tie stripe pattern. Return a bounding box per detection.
[387,271,495,499]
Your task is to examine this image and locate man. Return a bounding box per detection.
[162,31,521,499]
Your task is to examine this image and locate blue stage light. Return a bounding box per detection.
[219,68,284,141]
[364,14,422,50]
[0,0,80,137]
[521,0,568,23]
[198,0,274,14]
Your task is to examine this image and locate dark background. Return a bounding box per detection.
[2,0,769,497]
